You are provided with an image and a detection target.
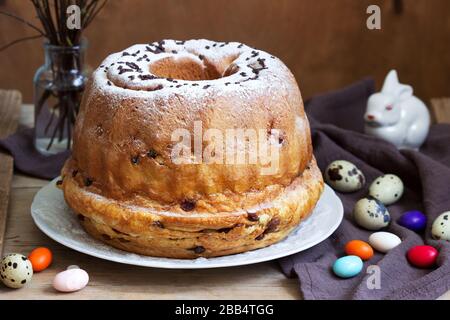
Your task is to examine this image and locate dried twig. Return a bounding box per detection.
[0,0,108,151]
[0,10,45,36]
[1,0,108,49]
[0,34,43,51]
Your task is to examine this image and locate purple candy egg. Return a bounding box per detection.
[398,210,427,232]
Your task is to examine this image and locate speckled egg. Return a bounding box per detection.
[369,174,404,205]
[324,160,365,193]
[353,197,391,230]
[431,211,450,241]
[0,254,33,289]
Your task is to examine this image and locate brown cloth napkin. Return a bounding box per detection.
[0,127,69,180]
[279,78,450,300]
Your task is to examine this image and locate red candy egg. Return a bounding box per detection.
[407,245,438,268]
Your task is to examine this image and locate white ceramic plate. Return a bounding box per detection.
[31,179,343,269]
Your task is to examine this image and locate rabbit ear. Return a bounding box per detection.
[397,84,413,101]
[381,70,399,94]
[381,70,414,101]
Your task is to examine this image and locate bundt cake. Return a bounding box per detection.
[60,39,324,258]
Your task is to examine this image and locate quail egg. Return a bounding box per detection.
[353,197,391,230]
[0,253,33,289]
[369,174,404,205]
[324,160,365,193]
[431,211,450,241]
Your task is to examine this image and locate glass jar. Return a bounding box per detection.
[33,40,89,155]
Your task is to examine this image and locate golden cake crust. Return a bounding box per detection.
[71,39,312,204]
[61,157,323,258]
[61,39,324,258]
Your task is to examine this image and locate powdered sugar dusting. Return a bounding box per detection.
[94,39,290,103]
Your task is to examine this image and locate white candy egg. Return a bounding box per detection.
[0,254,33,289]
[431,211,450,241]
[324,160,366,193]
[368,232,402,253]
[353,197,391,230]
[369,174,404,205]
[53,268,89,292]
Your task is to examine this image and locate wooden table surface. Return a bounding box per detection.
[1,104,449,300]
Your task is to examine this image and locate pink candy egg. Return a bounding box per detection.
[52,268,89,292]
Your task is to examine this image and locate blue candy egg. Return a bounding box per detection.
[398,210,427,232]
[332,255,363,278]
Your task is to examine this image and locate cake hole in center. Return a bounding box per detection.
[149,54,239,81]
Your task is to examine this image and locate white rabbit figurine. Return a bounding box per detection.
[364,70,430,150]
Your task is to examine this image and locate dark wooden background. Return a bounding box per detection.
[0,0,449,103]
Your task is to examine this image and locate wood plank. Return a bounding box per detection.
[19,104,34,128]
[1,188,298,299]
[430,98,450,124]
[11,173,48,190]
[8,106,47,189]
[0,90,21,139]
[0,90,21,256]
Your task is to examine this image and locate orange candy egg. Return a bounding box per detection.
[345,240,374,260]
[28,247,53,272]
